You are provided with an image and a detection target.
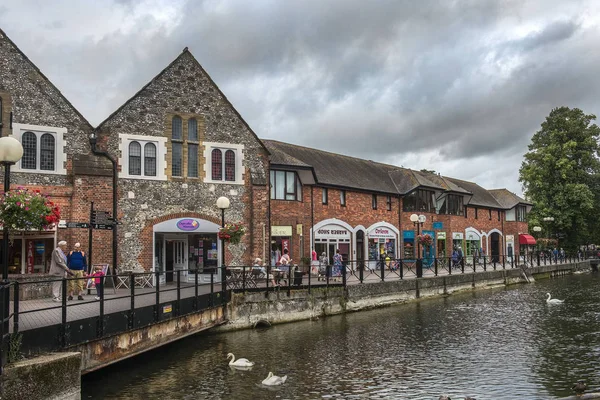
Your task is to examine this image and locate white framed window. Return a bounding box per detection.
[203,142,244,185]
[118,133,167,180]
[11,123,67,175]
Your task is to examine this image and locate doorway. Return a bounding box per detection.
[166,239,187,283]
[356,230,364,270]
[490,232,500,262]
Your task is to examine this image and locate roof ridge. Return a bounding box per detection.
[0,27,94,130]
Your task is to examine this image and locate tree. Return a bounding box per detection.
[519,107,600,251]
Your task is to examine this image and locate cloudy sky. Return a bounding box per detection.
[2,0,600,195]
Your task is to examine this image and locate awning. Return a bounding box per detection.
[519,234,536,245]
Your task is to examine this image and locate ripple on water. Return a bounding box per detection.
[82,273,600,399]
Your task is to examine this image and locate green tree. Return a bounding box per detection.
[519,107,600,250]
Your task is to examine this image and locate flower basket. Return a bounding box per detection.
[218,222,246,245]
[0,188,60,231]
[416,234,433,247]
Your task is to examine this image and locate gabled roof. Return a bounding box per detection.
[0,28,93,130]
[489,189,532,209]
[264,140,398,193]
[96,47,269,154]
[445,177,503,209]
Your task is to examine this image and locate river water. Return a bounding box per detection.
[82,272,600,399]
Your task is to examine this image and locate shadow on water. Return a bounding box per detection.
[83,272,600,400]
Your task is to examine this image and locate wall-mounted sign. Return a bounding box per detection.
[368,226,397,239]
[176,219,200,231]
[467,232,480,240]
[433,222,443,230]
[437,232,446,239]
[403,230,415,239]
[314,224,350,239]
[163,304,173,314]
[272,225,292,236]
[453,232,464,240]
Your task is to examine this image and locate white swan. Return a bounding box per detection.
[227,353,255,368]
[262,371,287,386]
[546,293,564,304]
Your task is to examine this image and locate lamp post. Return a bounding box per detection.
[410,213,426,278]
[216,196,230,274]
[0,137,24,281]
[543,216,555,244]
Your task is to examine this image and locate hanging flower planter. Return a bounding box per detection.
[0,187,60,231]
[416,233,433,247]
[218,222,246,245]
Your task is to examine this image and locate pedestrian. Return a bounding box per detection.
[279,249,292,283]
[49,241,73,302]
[90,265,105,300]
[553,248,558,263]
[67,242,87,301]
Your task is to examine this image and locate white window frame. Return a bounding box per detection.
[10,123,67,175]
[118,133,167,180]
[203,142,245,185]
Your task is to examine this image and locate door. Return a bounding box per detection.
[356,230,364,271]
[490,232,500,262]
[172,239,187,282]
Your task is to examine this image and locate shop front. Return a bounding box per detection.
[422,229,435,266]
[271,225,292,266]
[0,231,56,275]
[403,230,415,260]
[313,220,351,265]
[366,223,398,270]
[153,217,221,285]
[436,232,446,258]
[465,228,482,264]
[452,232,464,254]
[506,235,515,263]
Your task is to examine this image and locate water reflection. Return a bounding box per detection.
[83,273,600,399]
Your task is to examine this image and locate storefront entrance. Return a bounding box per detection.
[313,220,352,266]
[0,233,55,275]
[165,238,187,283]
[490,232,500,262]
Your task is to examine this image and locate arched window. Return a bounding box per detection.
[187,118,198,141]
[144,143,157,176]
[172,116,182,140]
[225,150,235,181]
[129,141,141,175]
[40,133,55,171]
[211,149,222,180]
[21,131,37,170]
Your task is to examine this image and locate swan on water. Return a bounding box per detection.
[262,371,287,386]
[227,353,255,368]
[546,293,564,304]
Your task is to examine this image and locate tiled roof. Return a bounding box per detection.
[489,189,532,209]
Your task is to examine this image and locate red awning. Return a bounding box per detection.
[519,234,536,245]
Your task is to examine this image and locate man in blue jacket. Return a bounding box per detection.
[67,242,87,300]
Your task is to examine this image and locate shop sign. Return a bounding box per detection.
[437,232,446,239]
[35,242,45,254]
[433,222,443,230]
[27,241,34,274]
[466,232,480,240]
[272,225,292,236]
[315,224,350,239]
[176,219,200,231]
[162,304,173,314]
[403,230,415,239]
[368,227,396,239]
[506,235,514,241]
[452,232,464,240]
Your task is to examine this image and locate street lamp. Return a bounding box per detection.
[543,216,555,242]
[410,213,426,278]
[216,196,230,272]
[0,137,24,281]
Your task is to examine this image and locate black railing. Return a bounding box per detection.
[0,253,589,372]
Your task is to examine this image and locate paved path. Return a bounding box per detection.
[10,258,574,333]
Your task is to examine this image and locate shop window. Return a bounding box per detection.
[403,239,414,259]
[203,142,244,184]
[270,170,302,201]
[119,134,166,180]
[172,142,183,177]
[12,124,67,175]
[402,189,435,212]
[387,196,392,211]
[340,190,346,206]
[372,194,377,210]
[516,205,527,222]
[322,188,328,205]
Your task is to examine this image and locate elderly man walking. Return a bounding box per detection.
[49,241,72,302]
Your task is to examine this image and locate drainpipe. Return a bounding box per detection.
[89,131,118,274]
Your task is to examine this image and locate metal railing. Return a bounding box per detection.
[0,252,588,372]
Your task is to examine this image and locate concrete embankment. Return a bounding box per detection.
[218,261,591,331]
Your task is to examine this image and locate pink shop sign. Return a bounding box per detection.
[176,219,200,231]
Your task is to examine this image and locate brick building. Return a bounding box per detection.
[264,140,532,267]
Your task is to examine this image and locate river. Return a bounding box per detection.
[82,272,600,399]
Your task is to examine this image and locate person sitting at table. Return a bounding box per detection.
[254,257,278,286]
